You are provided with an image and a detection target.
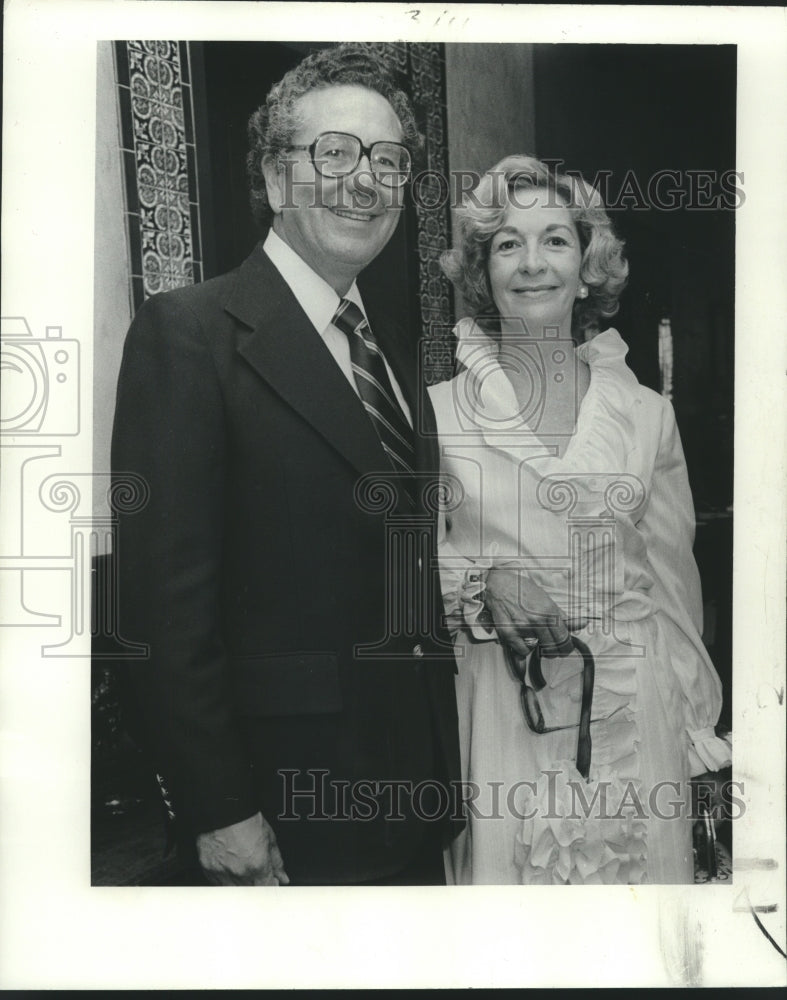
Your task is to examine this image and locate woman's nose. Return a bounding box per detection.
[517,242,546,272]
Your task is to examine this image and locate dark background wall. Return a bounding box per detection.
[532,44,736,514]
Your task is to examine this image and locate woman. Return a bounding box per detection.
[430,155,731,884]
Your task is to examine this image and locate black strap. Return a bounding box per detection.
[529,635,595,781]
[697,802,718,879]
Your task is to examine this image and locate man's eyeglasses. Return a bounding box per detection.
[287,131,412,187]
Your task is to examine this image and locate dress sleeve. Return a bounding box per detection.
[638,397,732,775]
[436,508,497,641]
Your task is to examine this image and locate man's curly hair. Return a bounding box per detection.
[247,43,423,229]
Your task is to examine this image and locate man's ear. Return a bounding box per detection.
[262,154,285,215]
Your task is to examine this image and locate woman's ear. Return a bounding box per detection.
[261,154,285,215]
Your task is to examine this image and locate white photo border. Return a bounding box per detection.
[1,1,785,989]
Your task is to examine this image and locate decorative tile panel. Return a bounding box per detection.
[354,42,454,384]
[114,41,202,310]
[405,43,454,384]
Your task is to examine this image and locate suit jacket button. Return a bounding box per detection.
[413,643,424,658]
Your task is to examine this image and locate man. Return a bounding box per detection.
[112,44,462,886]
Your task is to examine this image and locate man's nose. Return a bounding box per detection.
[347,153,378,190]
[343,155,385,210]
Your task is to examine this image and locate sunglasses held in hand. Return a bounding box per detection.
[506,634,596,781]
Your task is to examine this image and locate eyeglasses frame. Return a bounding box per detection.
[507,647,582,736]
[286,131,412,187]
[505,633,596,781]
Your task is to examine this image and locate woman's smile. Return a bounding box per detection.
[511,284,559,296]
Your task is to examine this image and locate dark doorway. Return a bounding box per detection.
[533,43,736,512]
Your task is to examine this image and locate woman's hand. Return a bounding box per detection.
[483,567,588,658]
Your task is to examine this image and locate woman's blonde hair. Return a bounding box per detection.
[441,154,629,335]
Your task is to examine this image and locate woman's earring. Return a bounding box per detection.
[578,284,589,299]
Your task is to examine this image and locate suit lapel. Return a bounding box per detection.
[227,244,389,479]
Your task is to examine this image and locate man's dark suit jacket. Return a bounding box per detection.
[111,240,462,884]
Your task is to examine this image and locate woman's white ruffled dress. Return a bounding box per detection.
[428,323,731,885]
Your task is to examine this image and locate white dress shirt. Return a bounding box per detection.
[262,229,412,426]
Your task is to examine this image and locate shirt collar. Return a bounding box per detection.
[262,228,365,333]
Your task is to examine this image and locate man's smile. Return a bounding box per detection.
[330,207,381,223]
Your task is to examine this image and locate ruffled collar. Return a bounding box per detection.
[451,317,641,476]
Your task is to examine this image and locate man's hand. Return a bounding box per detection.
[196,812,290,886]
[484,567,587,658]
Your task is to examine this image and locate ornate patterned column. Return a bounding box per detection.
[368,42,455,384]
[114,40,203,311]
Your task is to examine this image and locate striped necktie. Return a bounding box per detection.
[332,298,416,488]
